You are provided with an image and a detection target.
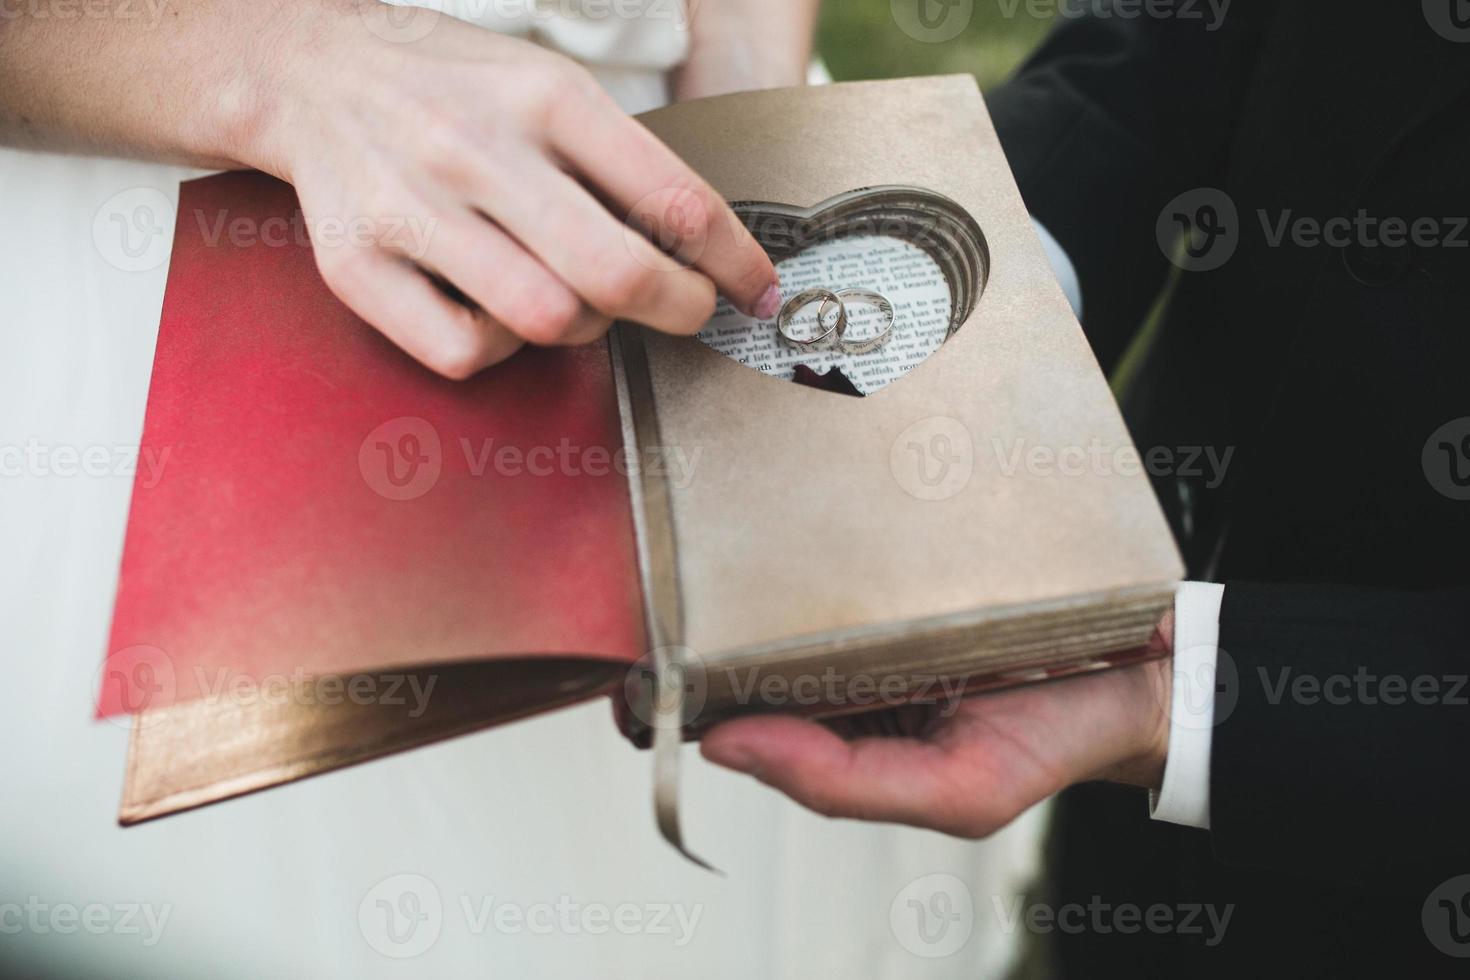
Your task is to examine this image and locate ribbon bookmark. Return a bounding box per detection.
[651,644,719,874]
[610,324,721,873]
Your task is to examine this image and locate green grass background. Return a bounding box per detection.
[817,0,1054,90]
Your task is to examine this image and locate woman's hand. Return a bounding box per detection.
[701,614,1175,837]
[0,0,783,379]
[253,4,781,377]
[673,0,821,101]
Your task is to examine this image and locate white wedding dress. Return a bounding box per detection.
[0,2,1046,976]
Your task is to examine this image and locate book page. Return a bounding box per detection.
[697,234,953,396]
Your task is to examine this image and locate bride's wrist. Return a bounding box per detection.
[682,0,813,89]
[214,0,361,180]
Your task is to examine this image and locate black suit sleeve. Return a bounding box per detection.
[1210,583,1470,881]
[985,6,1266,371]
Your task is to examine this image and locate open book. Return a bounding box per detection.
[101,77,1182,848]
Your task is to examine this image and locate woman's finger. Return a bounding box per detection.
[547,85,782,319]
[482,161,718,334]
[414,209,612,347]
[314,244,523,379]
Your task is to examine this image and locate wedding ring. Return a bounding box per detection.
[776,288,846,352]
[833,288,895,354]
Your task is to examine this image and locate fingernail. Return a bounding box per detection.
[752,283,782,320]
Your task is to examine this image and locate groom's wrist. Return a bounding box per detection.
[1094,613,1175,791]
[1113,641,1174,790]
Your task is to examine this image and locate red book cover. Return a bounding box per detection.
[99,171,645,720]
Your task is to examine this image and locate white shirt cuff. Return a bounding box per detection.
[1149,581,1226,829]
[1030,218,1082,321]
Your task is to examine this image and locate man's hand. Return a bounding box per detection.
[701,612,1175,837]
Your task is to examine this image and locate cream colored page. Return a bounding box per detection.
[697,235,952,395]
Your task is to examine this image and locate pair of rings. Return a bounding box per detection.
[776,287,896,355]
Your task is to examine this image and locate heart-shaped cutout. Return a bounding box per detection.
[698,186,988,396]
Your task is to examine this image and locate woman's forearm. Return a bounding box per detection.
[0,0,321,171]
[674,0,821,100]
[695,0,821,83]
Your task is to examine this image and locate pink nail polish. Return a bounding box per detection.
[753,283,782,320]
